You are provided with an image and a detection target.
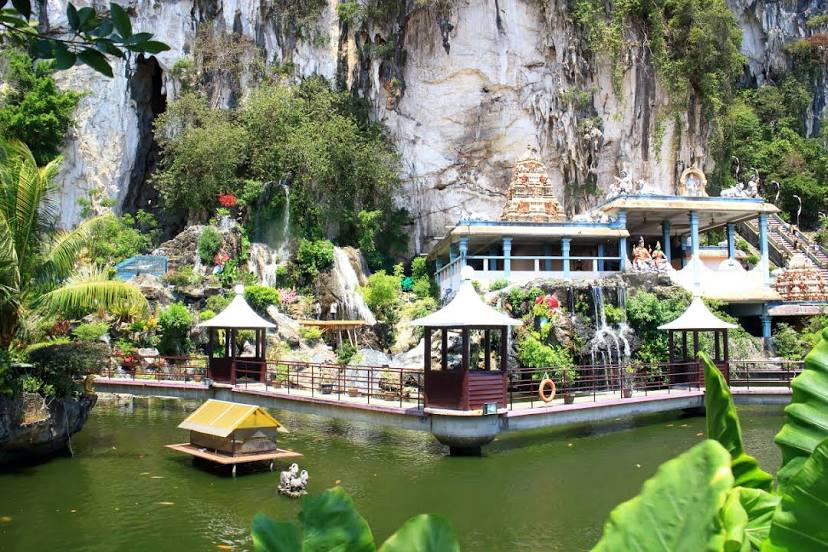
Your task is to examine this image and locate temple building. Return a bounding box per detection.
[427,146,783,344]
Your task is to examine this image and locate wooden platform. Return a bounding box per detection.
[297,319,366,330]
[165,443,302,465]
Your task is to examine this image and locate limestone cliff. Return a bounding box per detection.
[44,0,826,253]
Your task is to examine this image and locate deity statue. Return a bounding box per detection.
[651,241,669,269]
[678,168,708,197]
[631,237,653,271]
[746,170,760,198]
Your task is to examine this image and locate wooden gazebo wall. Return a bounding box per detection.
[207,328,267,384]
[667,328,730,384]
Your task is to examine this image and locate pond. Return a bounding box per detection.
[0,399,784,551]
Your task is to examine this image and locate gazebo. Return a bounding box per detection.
[658,296,736,383]
[411,267,522,411]
[199,285,276,384]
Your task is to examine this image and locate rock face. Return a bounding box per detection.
[152,223,242,272]
[0,393,97,465]
[46,0,825,253]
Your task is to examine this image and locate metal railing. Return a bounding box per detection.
[728,359,804,389]
[505,361,702,409]
[95,354,208,382]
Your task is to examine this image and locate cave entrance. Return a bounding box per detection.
[124,55,182,237]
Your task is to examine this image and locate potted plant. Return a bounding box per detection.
[621,364,637,398]
[555,364,578,404]
[319,369,336,394]
[271,364,289,389]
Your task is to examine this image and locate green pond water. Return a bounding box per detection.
[0,400,784,551]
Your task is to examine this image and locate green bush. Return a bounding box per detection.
[244,285,280,315]
[26,341,110,397]
[164,266,201,287]
[603,304,625,325]
[411,256,429,280]
[626,289,691,363]
[217,259,240,287]
[0,50,81,165]
[363,270,400,322]
[412,277,434,299]
[205,293,232,313]
[86,210,160,266]
[199,309,216,322]
[157,303,193,355]
[72,322,110,341]
[299,326,323,342]
[337,342,358,365]
[197,226,223,265]
[489,278,509,291]
[773,323,807,360]
[295,239,334,283]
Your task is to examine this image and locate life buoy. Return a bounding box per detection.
[538,378,556,403]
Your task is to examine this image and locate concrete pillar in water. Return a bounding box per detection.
[503,236,512,277]
[562,238,572,279]
[662,221,672,262]
[727,223,736,260]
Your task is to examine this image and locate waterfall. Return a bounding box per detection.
[331,247,376,324]
[275,183,290,261]
[247,181,291,285]
[587,285,632,388]
[247,243,280,286]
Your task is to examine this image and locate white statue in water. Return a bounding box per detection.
[279,463,309,498]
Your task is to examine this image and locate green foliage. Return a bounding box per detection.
[774,325,828,488]
[197,227,223,265]
[0,49,80,165]
[294,239,334,284]
[593,440,733,552]
[337,342,358,365]
[298,326,322,342]
[363,270,400,322]
[0,141,147,347]
[603,303,624,325]
[516,331,576,383]
[205,293,232,313]
[244,285,280,315]
[356,209,383,270]
[489,278,509,292]
[2,2,169,78]
[701,353,774,491]
[411,277,434,300]
[153,93,249,220]
[251,486,459,552]
[410,257,429,280]
[198,309,216,322]
[71,322,109,341]
[25,341,109,396]
[164,266,201,288]
[772,323,807,360]
[86,210,159,266]
[625,289,690,363]
[157,303,193,355]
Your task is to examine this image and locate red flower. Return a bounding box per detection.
[218,194,237,207]
[535,296,543,304]
[214,250,230,265]
[546,296,560,310]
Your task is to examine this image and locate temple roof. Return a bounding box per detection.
[198,285,276,329]
[500,145,565,223]
[411,267,522,328]
[658,297,736,331]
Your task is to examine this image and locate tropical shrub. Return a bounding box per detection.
[336,342,357,365]
[85,210,159,266]
[489,278,509,291]
[0,49,80,165]
[625,289,690,363]
[0,141,147,348]
[245,285,280,315]
[772,323,807,360]
[363,270,400,322]
[157,303,193,355]
[294,239,334,283]
[71,322,109,341]
[298,326,322,342]
[411,277,433,300]
[26,341,110,397]
[197,226,223,265]
[205,293,232,313]
[164,267,201,287]
[199,309,216,322]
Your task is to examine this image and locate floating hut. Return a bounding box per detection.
[166,399,301,475]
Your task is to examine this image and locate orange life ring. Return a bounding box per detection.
[538,378,556,403]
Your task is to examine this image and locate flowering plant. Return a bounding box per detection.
[532,294,560,320]
[278,287,298,305]
[213,249,230,266]
[217,194,237,207]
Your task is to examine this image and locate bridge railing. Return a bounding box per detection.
[96,354,208,382]
[728,359,803,389]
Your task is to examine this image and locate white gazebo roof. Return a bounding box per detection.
[411,267,522,328]
[198,285,277,329]
[658,296,736,331]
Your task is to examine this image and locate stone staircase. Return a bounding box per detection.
[738,214,828,275]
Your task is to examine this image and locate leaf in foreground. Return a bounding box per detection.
[592,440,733,552]
[774,327,828,488]
[701,352,773,491]
[298,487,375,552]
[763,437,828,552]
[379,514,460,552]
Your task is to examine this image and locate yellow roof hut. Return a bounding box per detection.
[166,399,300,474]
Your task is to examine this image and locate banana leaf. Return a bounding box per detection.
[701,352,774,491]
[719,487,780,552]
[774,327,828,488]
[762,437,828,551]
[592,440,733,552]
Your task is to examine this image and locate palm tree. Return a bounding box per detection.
[0,140,148,348]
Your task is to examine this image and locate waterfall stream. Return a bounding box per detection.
[588,285,632,387]
[331,247,376,324]
[247,182,292,285]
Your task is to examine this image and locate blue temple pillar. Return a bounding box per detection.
[543,243,552,271]
[619,237,627,271]
[662,221,672,262]
[689,211,700,288]
[761,305,772,352]
[562,238,572,279]
[758,213,769,285]
[459,236,468,269]
[597,243,605,271]
[726,223,736,259]
[503,236,512,278]
[435,257,443,272]
[449,243,457,263]
[489,246,498,271]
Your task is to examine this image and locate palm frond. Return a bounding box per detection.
[40,214,114,280]
[35,268,149,319]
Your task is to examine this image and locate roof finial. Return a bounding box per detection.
[234,284,245,296]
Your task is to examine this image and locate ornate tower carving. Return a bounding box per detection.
[500,146,565,223]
